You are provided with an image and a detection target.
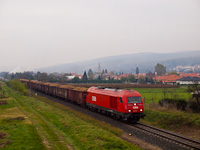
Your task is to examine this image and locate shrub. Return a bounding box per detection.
[164,98,175,104]
[6,79,28,95]
[159,98,188,111]
[158,99,163,107]
[159,98,175,107]
[190,101,200,113]
[0,84,8,98]
[176,99,187,111]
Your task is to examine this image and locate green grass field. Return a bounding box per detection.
[132,87,192,104]
[0,85,141,150]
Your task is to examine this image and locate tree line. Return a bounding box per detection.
[0,63,168,84]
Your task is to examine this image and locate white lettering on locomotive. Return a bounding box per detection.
[133,106,138,109]
[92,96,97,101]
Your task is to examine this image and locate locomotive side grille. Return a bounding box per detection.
[110,96,118,109]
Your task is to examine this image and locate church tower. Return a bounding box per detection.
[98,63,101,73]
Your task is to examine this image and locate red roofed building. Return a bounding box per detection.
[180,73,200,78]
[154,74,182,85]
[155,73,200,85]
[119,74,130,79]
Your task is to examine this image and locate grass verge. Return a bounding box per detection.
[0,97,45,149]
[142,107,200,128]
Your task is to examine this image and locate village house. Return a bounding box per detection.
[176,76,200,85]
[155,73,200,85]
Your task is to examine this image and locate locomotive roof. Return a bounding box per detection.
[88,86,141,97]
[94,86,123,91]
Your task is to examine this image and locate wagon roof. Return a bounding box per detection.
[32,81,88,92]
[60,85,87,91]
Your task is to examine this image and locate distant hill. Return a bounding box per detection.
[36,50,200,74]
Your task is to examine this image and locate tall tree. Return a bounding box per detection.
[138,75,145,84]
[121,77,128,82]
[128,75,136,83]
[11,73,14,79]
[136,67,139,75]
[48,73,58,82]
[155,63,166,76]
[97,75,101,80]
[38,73,48,81]
[88,69,93,76]
[20,72,33,80]
[59,74,68,83]
[105,69,108,74]
[168,71,179,76]
[88,69,94,80]
[71,77,80,83]
[82,71,88,81]
[101,69,105,74]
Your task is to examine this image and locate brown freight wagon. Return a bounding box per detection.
[21,80,35,90]
[36,83,42,92]
[68,89,87,106]
[26,81,32,89]
[44,84,49,94]
[28,81,33,89]
[43,83,51,94]
[40,83,46,93]
[56,86,68,99]
[29,80,38,90]
[20,79,30,88]
[48,84,58,97]
[32,82,37,90]
[20,80,88,106]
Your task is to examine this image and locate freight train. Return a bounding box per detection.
[20,79,145,122]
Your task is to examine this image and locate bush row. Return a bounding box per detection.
[6,79,28,96]
[144,109,200,127]
[0,84,8,99]
[159,98,200,113]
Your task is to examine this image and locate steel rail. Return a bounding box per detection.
[130,122,200,150]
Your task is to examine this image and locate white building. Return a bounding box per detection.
[176,76,200,85]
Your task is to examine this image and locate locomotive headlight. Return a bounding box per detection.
[128,110,131,112]
[140,109,143,111]
[134,103,136,106]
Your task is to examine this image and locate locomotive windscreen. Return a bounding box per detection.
[127,97,142,103]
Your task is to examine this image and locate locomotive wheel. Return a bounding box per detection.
[114,114,121,120]
[116,115,121,120]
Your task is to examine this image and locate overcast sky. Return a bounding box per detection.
[0,0,200,71]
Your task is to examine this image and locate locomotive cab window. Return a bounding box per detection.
[127,97,142,103]
[120,97,123,103]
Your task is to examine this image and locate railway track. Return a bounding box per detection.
[130,122,200,150]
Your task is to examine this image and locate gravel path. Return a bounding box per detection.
[36,91,191,150]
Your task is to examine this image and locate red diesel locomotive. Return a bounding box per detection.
[20,79,145,122]
[87,87,144,121]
